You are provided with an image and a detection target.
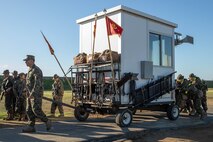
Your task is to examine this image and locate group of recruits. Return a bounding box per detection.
[0,55,64,133]
[175,73,208,120]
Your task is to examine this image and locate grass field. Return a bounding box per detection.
[0,91,73,119]
[0,89,213,120]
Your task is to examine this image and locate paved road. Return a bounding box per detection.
[0,110,213,142]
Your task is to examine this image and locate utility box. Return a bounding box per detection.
[141,61,153,79]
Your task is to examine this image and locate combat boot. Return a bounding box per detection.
[200,111,207,120]
[48,113,55,117]
[189,109,196,116]
[58,113,64,117]
[45,119,52,131]
[5,113,14,120]
[22,125,36,133]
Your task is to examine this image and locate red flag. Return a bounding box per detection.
[41,31,54,55]
[105,16,123,36]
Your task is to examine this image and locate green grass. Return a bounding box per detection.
[0,91,74,120]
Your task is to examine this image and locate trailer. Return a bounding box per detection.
[69,5,180,127]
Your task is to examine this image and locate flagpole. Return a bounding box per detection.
[103,9,118,95]
[52,54,73,89]
[89,14,98,100]
[41,31,74,102]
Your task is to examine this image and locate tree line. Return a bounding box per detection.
[0,76,72,91]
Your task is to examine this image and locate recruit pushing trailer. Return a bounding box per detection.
[68,5,182,127]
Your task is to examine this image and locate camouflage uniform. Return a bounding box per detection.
[51,74,64,116]
[188,73,205,119]
[16,74,27,120]
[201,80,208,112]
[22,55,51,133]
[175,74,193,112]
[26,64,49,126]
[12,72,20,115]
[1,70,14,120]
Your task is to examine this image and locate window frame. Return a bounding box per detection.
[149,32,173,67]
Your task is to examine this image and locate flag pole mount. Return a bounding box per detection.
[89,13,98,101]
[103,9,118,96]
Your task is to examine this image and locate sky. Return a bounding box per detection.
[0,0,213,80]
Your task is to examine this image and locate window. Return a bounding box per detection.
[149,34,160,65]
[149,33,173,67]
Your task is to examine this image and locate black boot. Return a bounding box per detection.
[22,125,36,133]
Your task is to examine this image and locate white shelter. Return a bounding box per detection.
[76,5,177,103]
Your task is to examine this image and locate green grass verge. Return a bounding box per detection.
[0,91,73,120]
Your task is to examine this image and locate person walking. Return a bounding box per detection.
[50,74,64,117]
[22,55,52,133]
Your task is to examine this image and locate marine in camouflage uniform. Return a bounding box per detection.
[201,80,208,112]
[22,55,52,133]
[175,74,194,113]
[12,70,20,117]
[16,73,27,121]
[50,74,64,117]
[1,70,14,120]
[188,73,206,119]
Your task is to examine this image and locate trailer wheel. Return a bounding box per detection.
[74,106,89,121]
[167,105,179,120]
[115,109,132,127]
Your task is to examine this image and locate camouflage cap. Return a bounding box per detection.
[53,74,59,80]
[19,72,25,77]
[177,74,184,81]
[23,55,35,61]
[189,73,196,78]
[13,70,18,75]
[2,69,9,74]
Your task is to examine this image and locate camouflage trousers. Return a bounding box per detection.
[51,96,64,115]
[27,97,48,126]
[201,92,208,112]
[16,96,26,115]
[193,97,204,115]
[4,93,13,114]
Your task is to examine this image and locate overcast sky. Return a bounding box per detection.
[0,0,213,80]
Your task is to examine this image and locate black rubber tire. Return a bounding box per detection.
[115,109,132,127]
[74,106,89,121]
[167,105,179,120]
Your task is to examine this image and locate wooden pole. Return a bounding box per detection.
[53,54,72,89]
[89,14,98,100]
[103,9,118,95]
[41,31,74,102]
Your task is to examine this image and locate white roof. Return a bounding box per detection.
[76,5,177,28]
